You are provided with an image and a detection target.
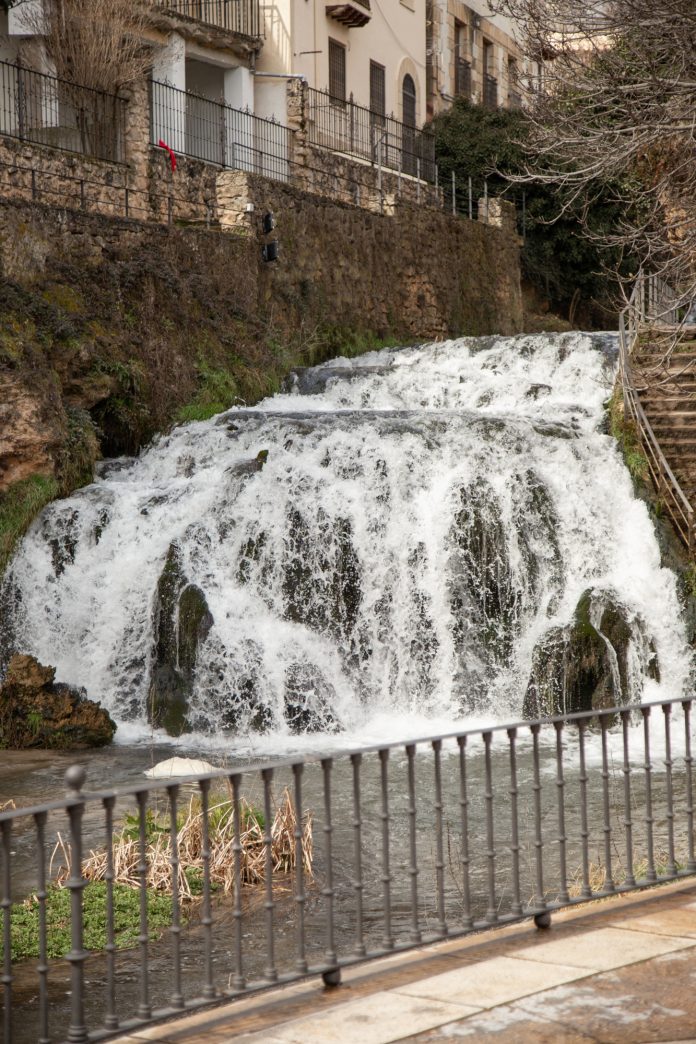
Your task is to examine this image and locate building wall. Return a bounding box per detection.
[428,0,536,116]
[258,0,427,126]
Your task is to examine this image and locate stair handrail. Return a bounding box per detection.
[619,276,695,554]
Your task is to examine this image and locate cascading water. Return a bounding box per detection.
[1,331,692,751]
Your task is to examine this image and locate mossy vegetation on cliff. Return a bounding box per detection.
[0,475,58,575]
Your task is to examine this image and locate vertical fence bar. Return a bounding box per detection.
[416,159,421,203]
[554,722,569,903]
[483,732,497,922]
[684,700,696,872]
[578,721,592,898]
[66,765,88,1042]
[379,748,394,950]
[405,744,421,943]
[34,812,49,1044]
[135,789,151,1020]
[321,758,338,976]
[230,773,245,990]
[199,779,216,998]
[663,705,677,876]
[1,819,11,1044]
[292,763,308,973]
[643,707,657,881]
[262,768,277,982]
[620,710,636,887]
[103,795,119,1029]
[432,739,448,936]
[600,713,615,892]
[350,753,366,957]
[166,785,184,1010]
[507,727,522,916]
[457,735,473,928]
[530,724,545,909]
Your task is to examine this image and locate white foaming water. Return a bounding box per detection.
[1,332,692,754]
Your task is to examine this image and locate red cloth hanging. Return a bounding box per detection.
[158,139,177,172]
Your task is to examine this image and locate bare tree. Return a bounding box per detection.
[22,0,151,95]
[492,0,696,311]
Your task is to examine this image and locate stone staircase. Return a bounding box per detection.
[631,338,696,505]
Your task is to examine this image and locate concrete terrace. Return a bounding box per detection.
[110,880,696,1043]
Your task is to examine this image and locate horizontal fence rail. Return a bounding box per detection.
[150,79,290,181]
[619,273,695,553]
[155,0,262,38]
[306,87,437,183]
[0,59,126,164]
[2,698,696,1041]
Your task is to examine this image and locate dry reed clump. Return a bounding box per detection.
[567,848,685,899]
[55,789,313,903]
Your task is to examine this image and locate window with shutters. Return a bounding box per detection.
[329,39,347,104]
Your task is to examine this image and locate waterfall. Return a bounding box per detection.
[1,332,691,749]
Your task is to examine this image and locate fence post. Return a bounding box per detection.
[220,103,227,168]
[468,175,472,219]
[349,93,355,154]
[452,170,456,216]
[65,766,88,1044]
[377,144,383,214]
[16,57,25,141]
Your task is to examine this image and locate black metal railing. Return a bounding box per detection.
[150,79,290,181]
[306,87,437,182]
[483,74,498,109]
[3,697,696,1042]
[156,0,262,38]
[455,57,471,98]
[0,59,126,163]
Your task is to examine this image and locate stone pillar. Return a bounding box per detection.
[224,67,254,112]
[123,78,151,213]
[285,78,309,189]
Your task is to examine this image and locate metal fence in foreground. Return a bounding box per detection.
[2,696,696,1042]
[0,59,126,164]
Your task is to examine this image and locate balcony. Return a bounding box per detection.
[483,74,498,109]
[157,0,262,40]
[455,57,471,98]
[325,0,371,28]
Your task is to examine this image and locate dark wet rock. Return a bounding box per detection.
[524,590,645,718]
[283,364,393,396]
[526,383,551,399]
[149,544,213,736]
[284,664,337,734]
[0,654,115,749]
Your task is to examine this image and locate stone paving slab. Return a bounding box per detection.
[111,882,696,1044]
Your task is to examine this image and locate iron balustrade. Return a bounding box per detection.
[483,74,498,109]
[306,87,437,183]
[0,59,126,163]
[155,0,262,38]
[150,79,290,182]
[2,698,696,1042]
[454,58,471,99]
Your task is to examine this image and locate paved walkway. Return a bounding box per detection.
[113,881,696,1043]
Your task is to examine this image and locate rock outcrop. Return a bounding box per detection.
[0,654,116,748]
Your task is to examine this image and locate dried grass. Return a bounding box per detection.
[55,789,313,903]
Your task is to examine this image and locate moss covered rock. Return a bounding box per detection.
[524,589,647,718]
[0,654,115,748]
[149,544,213,736]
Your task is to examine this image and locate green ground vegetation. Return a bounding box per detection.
[607,386,648,481]
[1,881,175,962]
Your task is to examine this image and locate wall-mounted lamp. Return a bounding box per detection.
[262,240,279,263]
[473,14,481,28]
